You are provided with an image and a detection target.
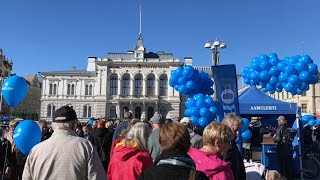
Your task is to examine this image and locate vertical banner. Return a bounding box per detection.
[211,64,240,118]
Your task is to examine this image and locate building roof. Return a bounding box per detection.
[40,70,97,77]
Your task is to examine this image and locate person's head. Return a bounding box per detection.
[124,122,151,151]
[105,121,113,128]
[277,116,287,126]
[37,120,48,134]
[267,170,280,180]
[97,120,106,128]
[222,113,243,138]
[202,121,233,158]
[82,124,93,134]
[180,117,192,128]
[165,118,172,123]
[9,120,20,133]
[51,106,78,132]
[173,117,180,123]
[160,122,191,154]
[150,113,165,128]
[124,111,133,121]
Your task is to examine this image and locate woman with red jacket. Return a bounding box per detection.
[107,122,152,180]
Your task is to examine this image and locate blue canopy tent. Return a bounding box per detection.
[238,86,301,176]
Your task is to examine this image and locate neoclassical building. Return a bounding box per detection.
[40,36,207,121]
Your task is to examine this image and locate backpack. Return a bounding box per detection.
[97,134,109,162]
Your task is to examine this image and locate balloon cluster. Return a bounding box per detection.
[301,115,320,127]
[184,94,218,128]
[242,53,318,95]
[240,118,252,140]
[169,65,214,97]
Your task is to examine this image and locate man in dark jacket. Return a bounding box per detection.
[222,113,246,180]
[0,127,13,178]
[112,111,132,141]
[273,116,293,179]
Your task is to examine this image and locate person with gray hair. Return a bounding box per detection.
[108,122,153,180]
[112,111,133,141]
[222,113,246,180]
[148,112,165,162]
[22,106,106,180]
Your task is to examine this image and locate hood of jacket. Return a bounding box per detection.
[188,147,231,177]
[113,144,142,161]
[93,128,108,137]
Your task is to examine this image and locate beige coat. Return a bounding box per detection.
[22,129,107,180]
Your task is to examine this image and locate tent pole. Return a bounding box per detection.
[296,95,303,180]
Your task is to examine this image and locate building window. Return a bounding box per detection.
[67,84,75,95]
[302,104,307,113]
[160,107,166,118]
[83,105,92,117]
[0,69,2,76]
[301,91,307,96]
[110,106,116,118]
[147,107,154,121]
[147,74,155,96]
[49,83,57,95]
[121,74,130,95]
[85,84,93,95]
[135,106,142,119]
[110,74,118,95]
[47,104,56,117]
[159,74,168,96]
[134,74,143,96]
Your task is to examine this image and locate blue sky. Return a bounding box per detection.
[1,0,319,79]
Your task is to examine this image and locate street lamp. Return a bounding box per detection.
[204,39,227,66]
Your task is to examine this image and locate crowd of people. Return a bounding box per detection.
[0,105,288,180]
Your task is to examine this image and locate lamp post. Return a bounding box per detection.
[204,39,227,66]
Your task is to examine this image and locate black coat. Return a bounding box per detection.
[225,139,246,180]
[138,151,209,180]
[91,128,113,170]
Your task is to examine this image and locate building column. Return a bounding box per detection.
[155,78,159,96]
[117,78,121,95]
[116,103,120,119]
[141,101,146,121]
[130,78,134,95]
[143,78,147,96]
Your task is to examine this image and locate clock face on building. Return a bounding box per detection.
[136,53,143,58]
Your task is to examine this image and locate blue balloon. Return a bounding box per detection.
[269,57,279,66]
[2,76,28,107]
[14,120,41,155]
[287,57,298,64]
[278,73,289,82]
[308,120,316,127]
[269,66,279,76]
[277,61,286,71]
[283,83,294,92]
[207,88,214,95]
[269,53,278,59]
[288,75,299,85]
[241,130,252,141]
[190,116,199,125]
[269,76,278,85]
[301,115,309,126]
[308,63,318,75]
[87,118,95,124]
[309,75,318,84]
[250,71,259,80]
[317,118,320,125]
[204,97,215,106]
[260,54,269,61]
[194,93,205,101]
[295,61,308,72]
[199,108,210,118]
[241,118,250,130]
[198,117,209,128]
[185,98,196,107]
[186,80,196,89]
[196,99,208,108]
[176,67,184,76]
[251,62,260,71]
[185,65,193,70]
[178,85,187,94]
[184,108,192,116]
[260,60,270,70]
[299,71,310,81]
[178,77,187,85]
[190,107,200,116]
[300,55,312,64]
[209,106,218,116]
[284,65,296,75]
[259,71,270,81]
[251,57,260,63]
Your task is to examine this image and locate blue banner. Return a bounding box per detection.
[211,65,240,118]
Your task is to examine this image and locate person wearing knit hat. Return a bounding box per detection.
[148,113,165,162]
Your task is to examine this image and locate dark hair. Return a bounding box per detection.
[159,122,191,154]
[124,112,133,120]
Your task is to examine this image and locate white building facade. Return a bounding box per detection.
[40,36,189,121]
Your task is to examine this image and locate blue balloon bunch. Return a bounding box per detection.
[301,115,320,127]
[169,65,214,97]
[184,94,219,128]
[240,118,252,140]
[242,53,318,95]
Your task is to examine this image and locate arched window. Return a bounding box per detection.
[47,104,56,117]
[110,74,118,95]
[67,83,75,95]
[134,74,143,96]
[89,84,93,95]
[159,74,168,96]
[49,84,53,95]
[71,84,75,95]
[121,74,130,95]
[53,84,57,95]
[83,105,92,118]
[135,106,142,119]
[110,106,116,118]
[147,107,154,121]
[160,107,167,119]
[147,74,155,96]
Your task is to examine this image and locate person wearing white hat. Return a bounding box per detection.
[180,117,202,148]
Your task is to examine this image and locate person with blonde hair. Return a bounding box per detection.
[267,170,281,180]
[108,122,152,180]
[188,121,234,179]
[222,113,246,180]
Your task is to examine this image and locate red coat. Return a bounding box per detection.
[107,145,153,180]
